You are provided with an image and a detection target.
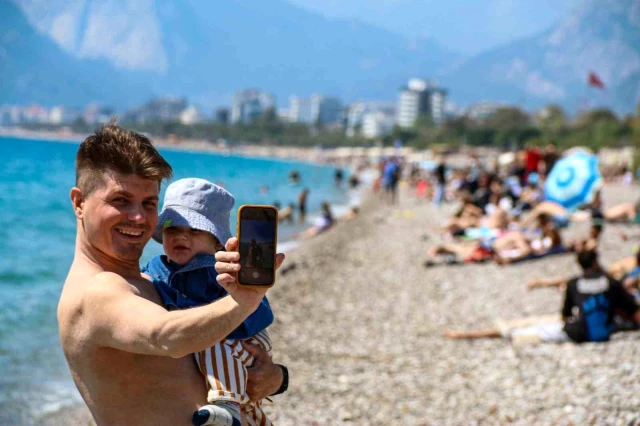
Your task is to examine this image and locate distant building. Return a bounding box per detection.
[288,96,313,124]
[396,78,447,128]
[346,101,396,137]
[23,105,50,124]
[231,90,275,124]
[362,110,396,139]
[0,105,23,125]
[85,104,116,124]
[215,107,230,124]
[466,101,505,120]
[179,106,200,125]
[123,97,186,124]
[276,108,291,123]
[49,106,81,125]
[310,95,342,126]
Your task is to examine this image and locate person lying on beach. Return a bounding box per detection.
[143,178,281,426]
[443,250,640,344]
[518,199,598,229]
[58,125,286,426]
[442,207,510,239]
[427,215,563,265]
[602,199,640,224]
[492,220,563,265]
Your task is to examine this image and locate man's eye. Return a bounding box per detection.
[112,197,127,203]
[191,229,202,234]
[143,201,157,208]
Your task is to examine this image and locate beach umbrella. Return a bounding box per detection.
[544,153,602,211]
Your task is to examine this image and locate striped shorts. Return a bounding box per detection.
[195,329,273,426]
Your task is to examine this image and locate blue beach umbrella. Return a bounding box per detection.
[544,153,602,211]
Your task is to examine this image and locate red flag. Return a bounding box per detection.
[588,72,605,89]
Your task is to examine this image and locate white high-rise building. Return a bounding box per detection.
[231,90,275,124]
[396,78,447,128]
[362,110,395,139]
[288,96,313,123]
[346,101,396,137]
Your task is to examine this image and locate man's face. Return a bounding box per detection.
[80,173,159,262]
[162,226,220,265]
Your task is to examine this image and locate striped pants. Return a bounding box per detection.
[195,330,273,426]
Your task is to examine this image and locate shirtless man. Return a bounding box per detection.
[58,125,285,426]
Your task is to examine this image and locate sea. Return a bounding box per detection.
[0,136,356,424]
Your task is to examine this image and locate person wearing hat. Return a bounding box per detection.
[142,178,283,426]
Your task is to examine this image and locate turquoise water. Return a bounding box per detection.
[0,136,350,424]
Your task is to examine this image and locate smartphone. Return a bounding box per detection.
[236,205,278,287]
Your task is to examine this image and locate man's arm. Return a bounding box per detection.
[86,237,284,359]
[527,276,569,291]
[84,272,262,358]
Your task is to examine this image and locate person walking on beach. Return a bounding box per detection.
[433,156,447,205]
[142,178,280,426]
[57,124,286,426]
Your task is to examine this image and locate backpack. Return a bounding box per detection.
[581,293,612,342]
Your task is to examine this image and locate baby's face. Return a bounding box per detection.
[162,226,221,265]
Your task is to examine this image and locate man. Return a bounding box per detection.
[562,249,640,342]
[58,124,286,425]
[444,249,640,343]
[433,157,447,205]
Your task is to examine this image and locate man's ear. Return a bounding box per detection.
[70,187,85,219]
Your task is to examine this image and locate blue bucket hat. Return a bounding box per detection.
[153,178,235,244]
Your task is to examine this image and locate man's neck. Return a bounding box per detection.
[74,235,141,278]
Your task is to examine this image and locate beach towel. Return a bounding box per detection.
[508,246,568,264]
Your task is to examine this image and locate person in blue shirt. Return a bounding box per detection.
[142,178,280,426]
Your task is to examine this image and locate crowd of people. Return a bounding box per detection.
[373,143,640,346]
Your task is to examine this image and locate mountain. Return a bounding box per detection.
[439,0,640,114]
[6,0,640,114]
[9,0,460,108]
[0,0,152,109]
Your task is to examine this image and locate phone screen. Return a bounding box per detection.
[238,207,277,286]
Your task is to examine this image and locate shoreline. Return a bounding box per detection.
[0,126,397,166]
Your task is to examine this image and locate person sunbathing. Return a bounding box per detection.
[492,223,563,265]
[603,199,640,224]
[444,250,640,344]
[428,214,563,266]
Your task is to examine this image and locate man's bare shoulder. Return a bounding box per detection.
[59,271,131,325]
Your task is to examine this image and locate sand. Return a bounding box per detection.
[43,182,640,425]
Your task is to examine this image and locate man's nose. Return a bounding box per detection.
[128,204,146,224]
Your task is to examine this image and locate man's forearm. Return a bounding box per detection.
[153,296,255,358]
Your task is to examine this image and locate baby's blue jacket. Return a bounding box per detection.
[142,253,273,339]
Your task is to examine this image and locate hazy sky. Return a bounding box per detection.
[287,0,582,55]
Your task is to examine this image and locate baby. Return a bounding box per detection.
[142,178,278,426]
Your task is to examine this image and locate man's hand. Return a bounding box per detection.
[243,342,284,401]
[215,238,285,310]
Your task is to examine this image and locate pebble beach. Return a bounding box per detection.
[45,182,640,425]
